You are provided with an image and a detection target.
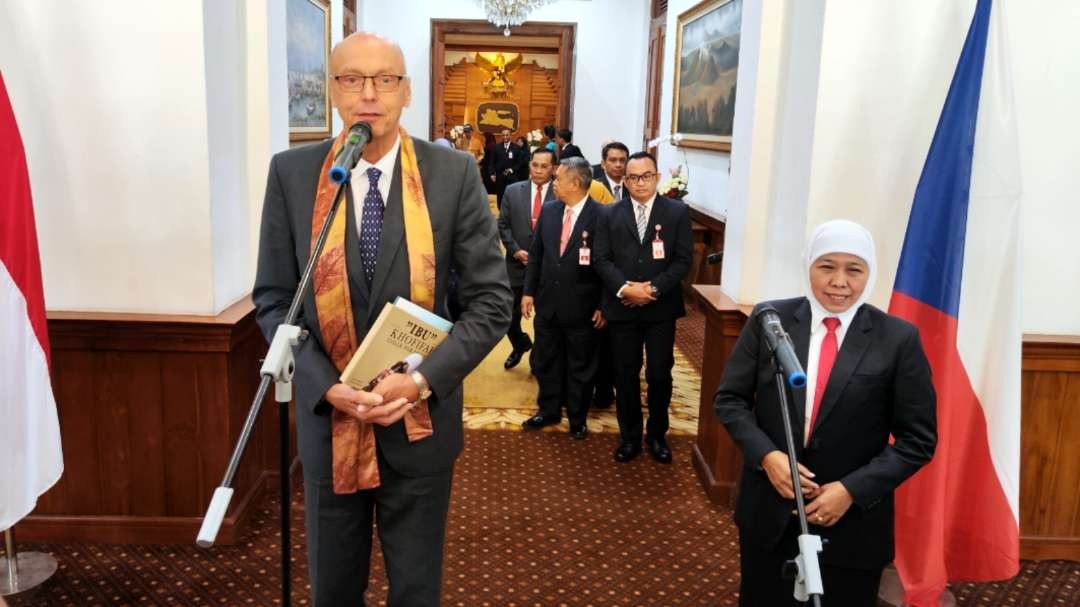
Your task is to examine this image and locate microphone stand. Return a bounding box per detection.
[770,365,824,606]
[195,168,354,607]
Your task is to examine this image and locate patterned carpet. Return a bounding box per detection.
[7,296,1079,606]
[462,315,701,436]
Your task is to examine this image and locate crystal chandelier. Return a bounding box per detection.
[480,0,554,36]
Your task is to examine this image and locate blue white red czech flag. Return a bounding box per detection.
[889,0,1021,603]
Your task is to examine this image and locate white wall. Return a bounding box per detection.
[715,0,1079,336]
[654,0,738,221]
[0,2,217,314]
[1009,0,1080,335]
[203,0,251,314]
[357,0,651,161]
[0,1,291,316]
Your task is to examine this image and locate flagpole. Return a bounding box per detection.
[0,525,58,597]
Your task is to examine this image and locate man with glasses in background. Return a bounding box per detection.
[593,151,692,464]
[253,32,511,606]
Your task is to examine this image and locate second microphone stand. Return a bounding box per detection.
[195,161,355,607]
[768,358,825,605]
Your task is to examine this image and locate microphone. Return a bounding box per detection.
[706,251,723,265]
[756,306,807,389]
[328,122,373,184]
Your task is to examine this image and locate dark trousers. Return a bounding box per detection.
[609,319,676,445]
[530,313,598,427]
[506,286,532,351]
[738,520,883,607]
[302,450,454,607]
[590,327,614,407]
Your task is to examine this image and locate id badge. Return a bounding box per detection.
[579,230,591,265]
[508,151,514,159]
[652,225,665,259]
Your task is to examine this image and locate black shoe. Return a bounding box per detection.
[569,424,588,440]
[522,414,560,430]
[613,442,641,462]
[503,341,532,369]
[647,436,672,463]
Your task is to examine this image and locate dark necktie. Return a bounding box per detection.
[359,167,384,284]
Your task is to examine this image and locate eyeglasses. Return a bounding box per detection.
[624,172,658,184]
[332,74,407,93]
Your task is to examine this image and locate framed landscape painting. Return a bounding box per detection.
[287,0,331,142]
[672,0,742,152]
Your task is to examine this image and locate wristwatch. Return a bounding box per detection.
[649,285,660,298]
[410,370,432,400]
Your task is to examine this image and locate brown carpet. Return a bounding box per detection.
[8,430,1080,606]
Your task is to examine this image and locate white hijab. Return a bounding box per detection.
[803,219,878,318]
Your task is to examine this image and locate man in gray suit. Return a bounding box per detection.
[496,147,556,369]
[252,33,511,606]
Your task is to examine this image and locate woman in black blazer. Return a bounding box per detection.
[714,220,937,606]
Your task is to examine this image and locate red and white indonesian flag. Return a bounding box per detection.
[0,71,63,531]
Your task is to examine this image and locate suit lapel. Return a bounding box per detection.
[516,183,533,235]
[812,306,874,435]
[344,186,370,304]
[367,149,406,314]
[789,299,812,427]
[621,200,641,244]
[546,201,564,253]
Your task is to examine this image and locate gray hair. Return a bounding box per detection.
[559,157,592,190]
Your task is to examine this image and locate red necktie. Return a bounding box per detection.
[531,184,542,228]
[807,317,841,443]
[559,207,573,255]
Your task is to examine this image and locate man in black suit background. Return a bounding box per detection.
[252,33,511,605]
[497,147,557,369]
[556,128,585,163]
[520,157,606,439]
[593,151,692,463]
[713,220,937,606]
[487,128,525,208]
[593,141,629,202]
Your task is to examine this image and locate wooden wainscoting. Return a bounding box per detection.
[19,297,294,545]
[690,291,1080,561]
[1019,335,1080,560]
[684,205,725,296]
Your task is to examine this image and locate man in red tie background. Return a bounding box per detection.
[713,220,937,606]
[520,157,605,439]
[497,148,557,369]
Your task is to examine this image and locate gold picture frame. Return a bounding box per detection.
[671,0,742,152]
[287,0,332,142]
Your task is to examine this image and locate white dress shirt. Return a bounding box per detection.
[561,194,588,238]
[605,172,624,199]
[530,180,551,210]
[350,135,401,237]
[616,194,658,298]
[802,301,862,442]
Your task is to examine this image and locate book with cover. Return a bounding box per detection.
[338,297,453,390]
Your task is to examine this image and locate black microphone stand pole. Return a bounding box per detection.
[770,364,824,606]
[196,168,354,607]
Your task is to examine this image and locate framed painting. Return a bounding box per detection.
[671,0,742,152]
[287,0,331,142]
